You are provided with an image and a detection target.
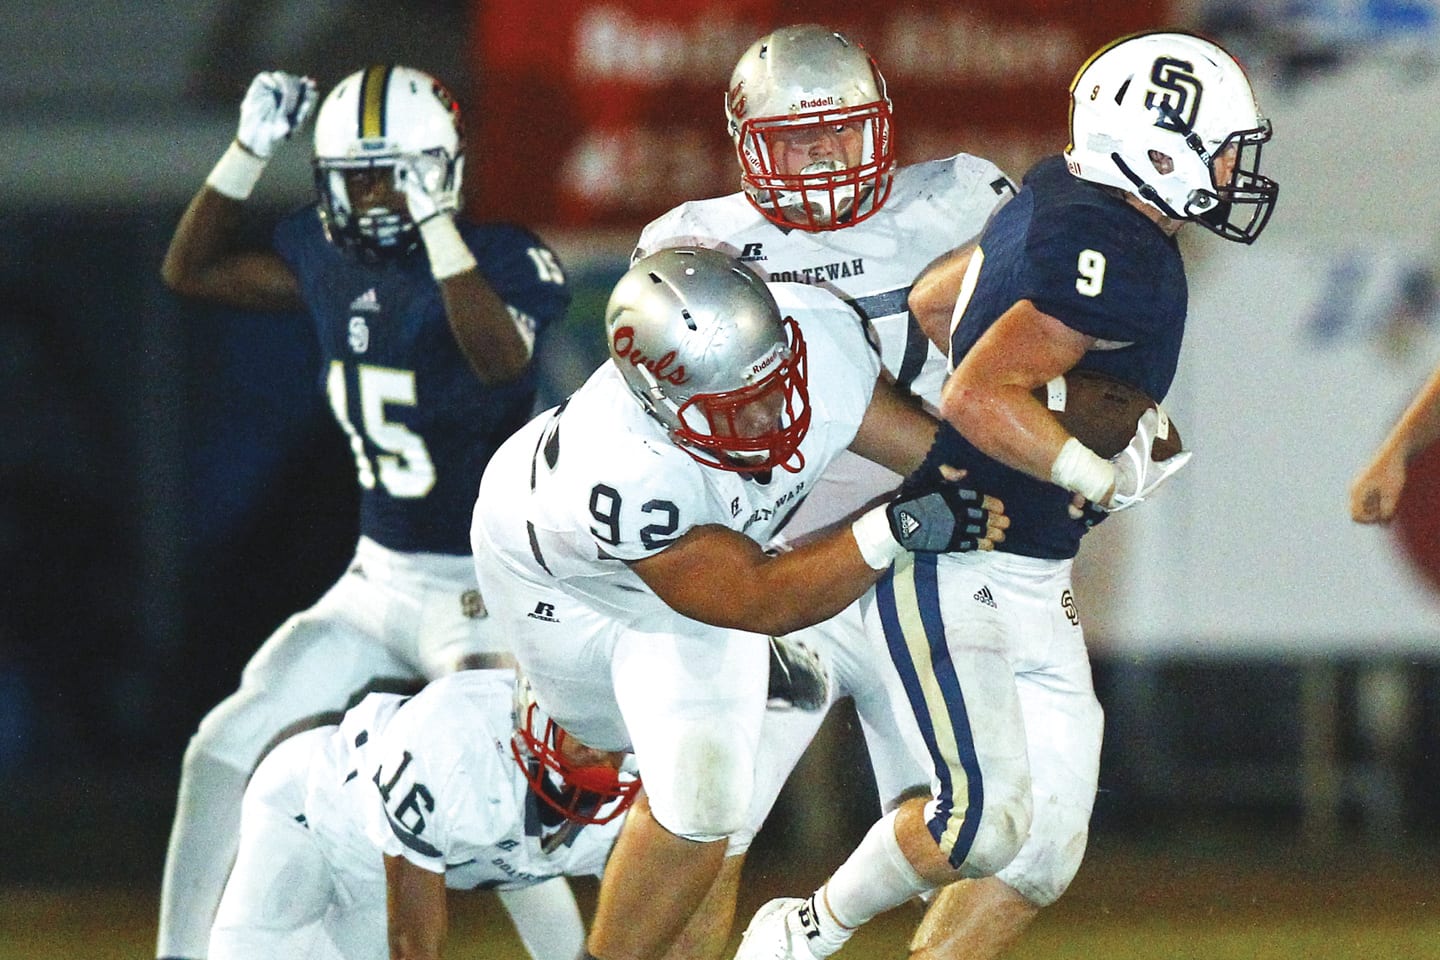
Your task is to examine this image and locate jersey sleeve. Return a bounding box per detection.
[1022,203,1172,345]
[364,683,518,873]
[462,221,573,342]
[944,152,1018,207]
[270,205,326,278]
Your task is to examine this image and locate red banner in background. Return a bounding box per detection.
[469,1,1174,231]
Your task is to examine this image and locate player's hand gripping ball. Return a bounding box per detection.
[1032,370,1182,461]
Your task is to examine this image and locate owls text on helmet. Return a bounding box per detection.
[1064,31,1278,243]
[607,247,812,474]
[725,24,895,231]
[312,65,465,262]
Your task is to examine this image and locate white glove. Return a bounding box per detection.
[1104,407,1193,512]
[237,71,317,159]
[394,153,458,225]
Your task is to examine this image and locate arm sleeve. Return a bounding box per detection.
[463,222,573,340]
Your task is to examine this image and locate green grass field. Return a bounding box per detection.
[6,841,1440,960]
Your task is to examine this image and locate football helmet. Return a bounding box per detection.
[725,24,894,231]
[1064,31,1277,243]
[607,247,811,474]
[511,677,641,827]
[312,65,464,261]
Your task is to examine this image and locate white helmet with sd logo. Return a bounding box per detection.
[312,64,465,261]
[606,247,811,474]
[1064,31,1278,243]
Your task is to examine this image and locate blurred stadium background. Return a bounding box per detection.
[5,0,1440,955]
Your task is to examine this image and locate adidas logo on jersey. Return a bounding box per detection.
[974,585,997,608]
[349,288,380,312]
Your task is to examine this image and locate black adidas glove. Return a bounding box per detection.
[885,483,996,553]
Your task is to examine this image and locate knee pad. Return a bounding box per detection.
[996,801,1091,907]
[933,776,1032,878]
[643,726,755,842]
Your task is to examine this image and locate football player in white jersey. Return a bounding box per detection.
[635,23,1014,544]
[631,24,1016,957]
[471,246,1008,960]
[209,668,639,960]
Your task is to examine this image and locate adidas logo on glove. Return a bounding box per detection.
[896,510,921,538]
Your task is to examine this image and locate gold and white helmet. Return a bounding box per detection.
[1065,31,1278,243]
[312,65,464,261]
[725,24,895,231]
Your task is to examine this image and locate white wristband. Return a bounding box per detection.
[851,506,906,571]
[418,214,478,280]
[205,141,268,201]
[1049,437,1115,504]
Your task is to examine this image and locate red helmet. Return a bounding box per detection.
[511,678,640,826]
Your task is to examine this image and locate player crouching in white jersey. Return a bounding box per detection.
[471,247,1009,960]
[209,669,638,960]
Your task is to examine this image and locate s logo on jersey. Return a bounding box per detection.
[348,315,370,354]
[1146,57,1202,133]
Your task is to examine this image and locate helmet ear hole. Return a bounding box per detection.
[1148,150,1174,175]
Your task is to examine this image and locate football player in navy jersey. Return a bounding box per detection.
[157,66,571,960]
[737,31,1278,960]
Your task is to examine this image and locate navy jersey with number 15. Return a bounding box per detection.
[274,208,570,555]
[935,154,1188,559]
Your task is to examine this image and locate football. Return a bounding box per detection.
[1032,370,1182,461]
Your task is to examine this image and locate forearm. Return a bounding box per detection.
[420,217,532,383]
[940,378,1072,482]
[851,376,939,477]
[386,855,447,960]
[908,244,974,351]
[743,528,885,635]
[636,524,886,637]
[1378,363,1440,465]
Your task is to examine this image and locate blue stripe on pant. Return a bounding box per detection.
[875,553,984,869]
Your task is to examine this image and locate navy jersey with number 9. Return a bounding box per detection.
[938,155,1188,559]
